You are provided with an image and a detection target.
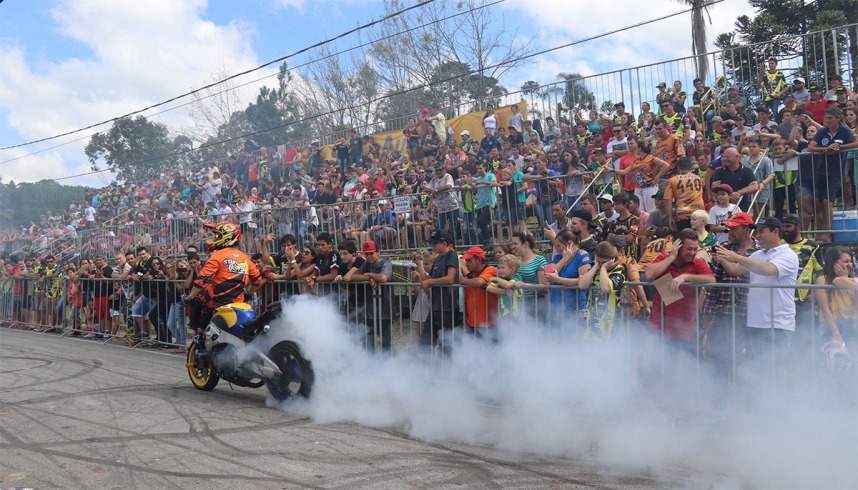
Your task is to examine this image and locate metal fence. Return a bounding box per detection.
[2,272,856,413]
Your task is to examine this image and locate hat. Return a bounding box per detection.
[750,216,783,231]
[653,189,666,199]
[609,236,627,248]
[836,86,847,94]
[361,240,377,254]
[656,82,667,88]
[460,129,470,136]
[571,210,593,224]
[592,147,606,154]
[426,166,436,172]
[524,155,534,161]
[598,194,614,203]
[428,229,453,244]
[793,78,805,84]
[809,84,821,92]
[462,246,486,260]
[711,183,734,194]
[421,107,429,113]
[724,212,754,227]
[711,116,724,123]
[757,107,771,114]
[734,113,746,120]
[614,101,625,108]
[782,214,801,225]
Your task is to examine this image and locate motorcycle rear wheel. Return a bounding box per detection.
[187,342,220,391]
[266,341,313,401]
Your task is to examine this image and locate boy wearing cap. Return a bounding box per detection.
[460,247,498,337]
[420,230,460,348]
[459,130,476,152]
[345,241,393,352]
[708,183,739,243]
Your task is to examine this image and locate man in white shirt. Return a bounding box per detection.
[605,123,630,169]
[714,216,798,409]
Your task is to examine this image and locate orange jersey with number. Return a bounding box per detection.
[638,238,674,272]
[194,247,262,308]
[664,173,705,221]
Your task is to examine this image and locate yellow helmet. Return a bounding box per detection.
[205,222,240,250]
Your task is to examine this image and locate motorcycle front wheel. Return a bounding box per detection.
[266,341,313,401]
[187,342,220,391]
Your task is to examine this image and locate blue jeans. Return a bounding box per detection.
[534,200,552,237]
[437,210,458,243]
[132,295,158,318]
[462,212,478,245]
[167,303,187,347]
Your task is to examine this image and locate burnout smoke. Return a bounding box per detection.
[262,296,857,488]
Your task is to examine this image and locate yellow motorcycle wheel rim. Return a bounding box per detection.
[187,344,211,387]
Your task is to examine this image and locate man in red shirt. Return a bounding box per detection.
[803,85,829,125]
[643,228,715,401]
[646,229,715,342]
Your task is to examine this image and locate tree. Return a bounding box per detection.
[715,1,856,97]
[678,0,712,81]
[243,63,309,150]
[85,116,175,183]
[298,0,535,136]
[555,73,597,123]
[184,64,245,157]
[0,179,88,228]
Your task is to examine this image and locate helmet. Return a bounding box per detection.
[205,222,240,250]
[821,341,851,376]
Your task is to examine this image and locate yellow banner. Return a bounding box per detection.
[320,101,528,160]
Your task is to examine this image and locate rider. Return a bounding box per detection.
[183,222,264,331]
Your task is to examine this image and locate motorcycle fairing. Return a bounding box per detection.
[210,303,255,337]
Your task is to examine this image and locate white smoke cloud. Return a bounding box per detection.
[257,296,857,488]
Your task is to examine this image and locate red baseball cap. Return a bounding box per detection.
[361,241,377,254]
[462,246,486,260]
[711,183,734,194]
[723,212,753,227]
[421,107,429,113]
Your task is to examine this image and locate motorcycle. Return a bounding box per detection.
[186,302,313,401]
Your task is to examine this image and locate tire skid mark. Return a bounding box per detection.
[0,422,322,488]
[379,427,626,489]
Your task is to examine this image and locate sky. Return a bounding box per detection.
[0,0,755,187]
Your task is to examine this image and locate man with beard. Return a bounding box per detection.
[780,213,823,384]
[702,212,758,408]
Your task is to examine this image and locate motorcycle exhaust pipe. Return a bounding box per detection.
[255,352,283,379]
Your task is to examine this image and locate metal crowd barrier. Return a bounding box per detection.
[3,271,856,414]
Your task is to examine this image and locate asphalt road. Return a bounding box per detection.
[0,328,699,489]
[1,327,855,489]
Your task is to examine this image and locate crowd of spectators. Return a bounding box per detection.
[1,64,858,408]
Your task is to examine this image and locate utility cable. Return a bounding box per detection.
[45,0,725,183]
[0,0,507,166]
[0,0,436,151]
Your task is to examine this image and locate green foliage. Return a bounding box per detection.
[0,180,89,228]
[715,1,857,97]
[84,116,179,183]
[243,63,309,150]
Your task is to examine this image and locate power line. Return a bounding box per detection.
[0,0,508,167]
[45,0,724,183]
[0,0,437,152]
